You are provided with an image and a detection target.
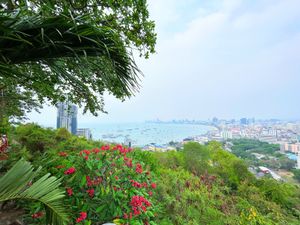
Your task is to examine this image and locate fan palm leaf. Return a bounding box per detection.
[0,159,69,225]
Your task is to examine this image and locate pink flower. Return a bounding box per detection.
[64,167,76,175]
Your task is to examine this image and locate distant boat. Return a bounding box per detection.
[102,134,122,139]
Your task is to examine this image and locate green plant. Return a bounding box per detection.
[0,159,68,225]
[48,144,158,224]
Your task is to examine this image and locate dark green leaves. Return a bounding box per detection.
[0,0,156,117]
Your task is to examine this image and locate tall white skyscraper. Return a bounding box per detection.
[56,102,77,134]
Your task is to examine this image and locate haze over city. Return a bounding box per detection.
[29,0,300,126]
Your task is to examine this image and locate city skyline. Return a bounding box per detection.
[28,0,300,126]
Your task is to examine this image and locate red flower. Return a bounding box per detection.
[135,163,143,174]
[92,148,100,154]
[86,189,95,198]
[58,152,68,157]
[130,180,142,188]
[101,145,110,151]
[83,149,90,155]
[86,176,92,187]
[66,188,73,196]
[148,191,153,196]
[124,158,133,168]
[76,212,87,223]
[141,205,147,212]
[31,211,43,219]
[64,167,76,175]
[151,183,157,189]
[133,208,141,216]
[130,195,151,215]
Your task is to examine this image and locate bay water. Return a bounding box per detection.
[82,122,214,147]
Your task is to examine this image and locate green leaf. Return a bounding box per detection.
[80,175,86,187]
[0,159,69,225]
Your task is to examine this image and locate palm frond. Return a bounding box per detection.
[0,13,141,114]
[0,159,69,225]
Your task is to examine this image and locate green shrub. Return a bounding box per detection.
[35,144,158,225]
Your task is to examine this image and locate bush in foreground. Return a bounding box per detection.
[27,144,158,225]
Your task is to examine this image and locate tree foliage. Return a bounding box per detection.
[292,169,300,182]
[0,0,156,119]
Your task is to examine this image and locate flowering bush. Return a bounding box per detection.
[51,144,158,225]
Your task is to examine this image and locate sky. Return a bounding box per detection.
[29,0,300,126]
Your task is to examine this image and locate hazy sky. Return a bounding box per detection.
[29,0,300,126]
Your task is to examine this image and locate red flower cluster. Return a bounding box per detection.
[31,211,43,219]
[86,189,95,198]
[151,183,157,189]
[124,156,133,168]
[101,145,110,151]
[76,212,87,223]
[130,180,143,188]
[114,144,132,155]
[123,212,133,219]
[79,150,91,160]
[59,144,156,224]
[130,180,148,188]
[92,148,100,154]
[135,163,143,174]
[66,188,73,196]
[58,152,68,157]
[86,175,102,187]
[130,196,151,216]
[64,167,76,175]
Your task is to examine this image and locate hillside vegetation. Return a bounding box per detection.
[1,124,300,224]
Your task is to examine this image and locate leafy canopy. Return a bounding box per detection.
[0,0,156,119]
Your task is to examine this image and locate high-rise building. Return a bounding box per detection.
[77,128,92,140]
[56,102,78,135]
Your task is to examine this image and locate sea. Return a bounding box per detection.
[82,122,214,147]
